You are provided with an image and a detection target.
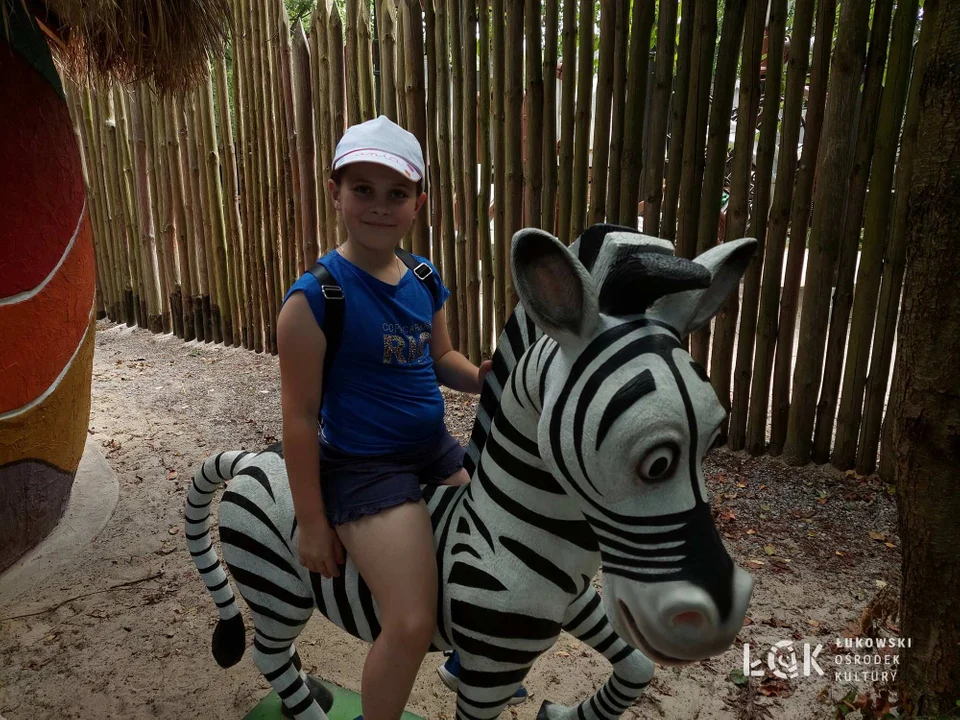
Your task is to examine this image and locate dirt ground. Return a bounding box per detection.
[0,321,905,720]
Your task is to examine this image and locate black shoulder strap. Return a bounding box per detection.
[394,247,441,301]
[307,261,344,417]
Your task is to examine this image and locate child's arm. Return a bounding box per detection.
[430,308,493,394]
[277,294,343,578]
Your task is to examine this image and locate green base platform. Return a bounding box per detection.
[244,679,425,720]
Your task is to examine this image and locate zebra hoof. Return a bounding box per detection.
[280,675,333,717]
[537,700,557,720]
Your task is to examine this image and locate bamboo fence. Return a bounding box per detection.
[70,0,926,477]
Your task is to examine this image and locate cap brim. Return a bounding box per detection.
[333,149,423,182]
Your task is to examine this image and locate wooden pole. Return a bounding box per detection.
[183,94,212,341]
[129,86,163,333]
[216,55,246,345]
[568,0,594,241]
[144,93,173,334]
[588,0,616,226]
[402,0,429,257]
[293,21,319,271]
[258,0,281,352]
[857,32,925,477]
[248,0,269,352]
[206,67,239,346]
[524,0,545,230]
[270,3,297,297]
[556,0,577,243]
[641,0,678,235]
[379,0,398,120]
[617,0,655,228]
[479,0,494,356]
[163,96,197,342]
[449,0,467,349]
[148,93,179,336]
[708,0,761,440]
[504,0,523,308]
[359,0,377,120]
[116,88,148,328]
[744,0,815,454]
[661,0,697,240]
[492,0,507,330]
[676,0,716,265]
[768,0,836,454]
[278,2,306,284]
[312,4,337,255]
[396,6,410,133]
[727,0,788,450]
[812,0,895,463]
[542,0,560,234]
[434,0,460,343]
[464,0,481,363]
[424,0,442,263]
[235,0,259,349]
[345,0,363,126]
[833,0,918,469]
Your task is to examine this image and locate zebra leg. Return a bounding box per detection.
[251,621,330,720]
[453,651,534,720]
[537,586,655,720]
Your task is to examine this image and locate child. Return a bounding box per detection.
[277,115,492,720]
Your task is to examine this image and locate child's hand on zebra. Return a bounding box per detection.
[298,519,344,579]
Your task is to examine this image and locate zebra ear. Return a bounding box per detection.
[511,228,599,345]
[647,238,758,337]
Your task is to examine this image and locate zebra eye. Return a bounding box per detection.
[637,444,678,483]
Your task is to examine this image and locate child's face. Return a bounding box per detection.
[328,162,426,251]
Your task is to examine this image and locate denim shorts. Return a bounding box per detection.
[319,427,466,527]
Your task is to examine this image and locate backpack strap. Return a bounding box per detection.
[307,261,344,420]
[394,246,441,303]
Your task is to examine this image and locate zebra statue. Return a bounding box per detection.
[185,224,757,720]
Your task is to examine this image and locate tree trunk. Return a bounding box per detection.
[744,0,815,454]
[604,0,631,225]
[542,0,561,234]
[358,0,377,121]
[812,0,894,463]
[556,0,577,243]
[293,22,318,274]
[464,0,481,363]
[164,96,198,342]
[641,0,678,236]
[692,0,748,367]
[768,0,835,454]
[712,0,766,445]
[832,0,919,469]
[504,1,523,308]
[727,0,787,450]
[588,0,616,226]
[328,6,347,148]
[890,3,960,712]
[345,0,362,126]
[492,0,506,332]
[783,0,871,466]
[129,87,163,333]
[235,0,257,348]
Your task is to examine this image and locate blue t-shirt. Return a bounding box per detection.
[282,249,450,455]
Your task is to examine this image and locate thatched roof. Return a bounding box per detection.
[4,0,233,94]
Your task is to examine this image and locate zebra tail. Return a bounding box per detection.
[184,450,253,668]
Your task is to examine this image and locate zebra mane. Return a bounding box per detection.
[463,223,688,476]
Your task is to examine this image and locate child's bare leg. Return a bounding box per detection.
[441,468,469,486]
[335,501,437,720]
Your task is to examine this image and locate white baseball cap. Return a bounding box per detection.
[332,115,425,182]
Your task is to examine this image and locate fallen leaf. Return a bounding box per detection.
[554,651,570,658]
[747,529,756,535]
[168,526,180,536]
[884,542,896,548]
[817,497,828,505]
[875,580,888,589]
[764,544,777,556]
[869,531,886,541]
[760,504,771,512]
[728,669,748,686]
[167,470,178,480]
[736,482,747,489]
[759,484,767,490]
[747,560,766,569]
[742,617,753,626]
[836,550,845,556]
[807,619,820,628]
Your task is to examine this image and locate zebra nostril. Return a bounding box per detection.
[671,611,706,628]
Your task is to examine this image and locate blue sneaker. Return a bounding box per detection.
[438,651,528,705]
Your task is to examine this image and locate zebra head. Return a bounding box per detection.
[511,227,756,666]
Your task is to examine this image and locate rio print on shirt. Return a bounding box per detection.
[382,322,432,365]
